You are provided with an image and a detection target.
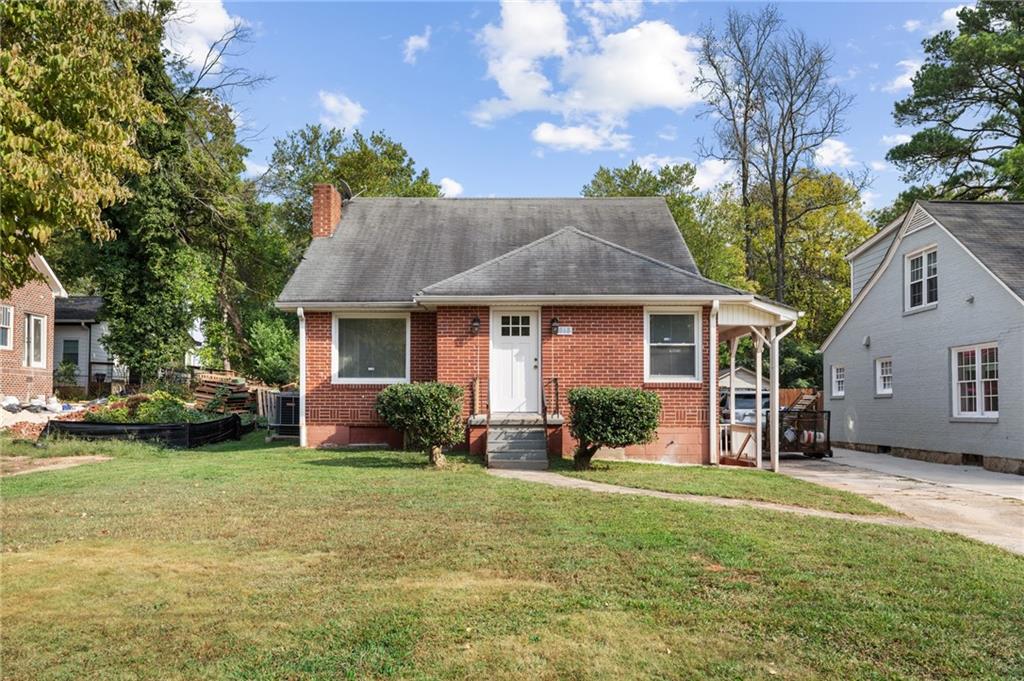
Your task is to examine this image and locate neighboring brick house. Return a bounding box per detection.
[0,255,67,400]
[277,185,800,469]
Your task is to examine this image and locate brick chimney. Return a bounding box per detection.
[312,183,342,238]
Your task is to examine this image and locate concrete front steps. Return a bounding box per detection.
[486,413,548,470]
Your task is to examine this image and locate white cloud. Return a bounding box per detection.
[244,159,268,177]
[861,191,880,210]
[881,133,912,146]
[318,90,367,129]
[902,5,967,35]
[657,125,677,141]
[164,0,244,69]
[634,155,735,191]
[869,160,889,172]
[902,19,922,32]
[439,177,464,197]
[403,26,432,65]
[474,2,701,151]
[532,122,630,152]
[574,0,643,37]
[815,138,856,168]
[882,59,921,93]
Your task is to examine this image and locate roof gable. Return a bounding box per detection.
[278,197,703,304]
[418,227,743,298]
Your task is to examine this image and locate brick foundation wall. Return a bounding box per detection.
[0,279,55,400]
[304,310,436,448]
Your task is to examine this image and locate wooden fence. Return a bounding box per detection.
[779,388,821,410]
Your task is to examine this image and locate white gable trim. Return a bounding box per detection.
[820,202,1024,353]
[845,216,903,262]
[29,254,67,298]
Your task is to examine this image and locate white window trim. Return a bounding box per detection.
[831,365,846,398]
[643,306,702,383]
[331,311,410,385]
[0,304,12,350]
[875,357,893,395]
[951,342,998,418]
[24,313,47,369]
[904,244,938,312]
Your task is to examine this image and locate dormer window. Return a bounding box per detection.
[905,246,937,311]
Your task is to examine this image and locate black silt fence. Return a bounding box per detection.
[43,414,244,449]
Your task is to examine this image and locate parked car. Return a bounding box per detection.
[720,392,772,424]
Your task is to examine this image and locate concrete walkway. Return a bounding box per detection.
[488,468,919,529]
[783,449,1024,555]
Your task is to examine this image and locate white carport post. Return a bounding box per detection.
[769,325,780,473]
[748,327,766,470]
[708,301,720,465]
[728,337,738,458]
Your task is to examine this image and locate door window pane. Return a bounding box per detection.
[336,317,407,380]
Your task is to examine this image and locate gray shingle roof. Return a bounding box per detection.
[921,201,1024,299]
[278,197,706,304]
[55,295,104,323]
[419,227,742,297]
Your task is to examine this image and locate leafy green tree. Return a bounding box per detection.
[581,162,749,288]
[887,1,1024,198]
[0,0,163,296]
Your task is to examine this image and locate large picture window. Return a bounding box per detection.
[905,247,938,311]
[24,314,46,368]
[952,343,998,418]
[644,309,700,382]
[0,305,12,350]
[332,313,409,384]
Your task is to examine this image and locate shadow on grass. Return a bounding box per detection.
[305,456,427,469]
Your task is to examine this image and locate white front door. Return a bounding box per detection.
[490,310,540,413]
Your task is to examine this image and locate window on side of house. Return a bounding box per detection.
[0,305,12,350]
[645,310,700,382]
[62,339,80,367]
[875,357,893,395]
[333,313,409,384]
[831,365,846,397]
[905,247,938,311]
[953,343,998,418]
[24,314,46,368]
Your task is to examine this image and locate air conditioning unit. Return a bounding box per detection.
[272,391,300,437]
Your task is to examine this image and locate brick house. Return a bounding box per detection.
[0,255,67,400]
[277,185,800,469]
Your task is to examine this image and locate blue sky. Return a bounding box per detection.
[165,1,968,210]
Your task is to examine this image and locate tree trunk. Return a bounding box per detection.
[429,446,447,468]
[573,444,599,470]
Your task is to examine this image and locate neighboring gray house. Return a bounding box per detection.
[820,201,1023,474]
[53,296,126,389]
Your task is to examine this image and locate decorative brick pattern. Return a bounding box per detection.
[0,279,55,400]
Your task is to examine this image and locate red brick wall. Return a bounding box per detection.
[304,310,437,447]
[436,306,490,418]
[0,279,56,400]
[540,306,711,464]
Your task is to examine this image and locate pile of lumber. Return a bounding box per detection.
[193,373,252,413]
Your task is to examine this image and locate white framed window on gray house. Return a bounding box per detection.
[831,365,846,397]
[875,357,893,395]
[905,246,938,311]
[0,304,12,350]
[952,343,998,418]
[24,314,46,368]
[644,308,701,382]
[331,312,410,384]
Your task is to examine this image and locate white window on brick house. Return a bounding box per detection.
[644,308,701,382]
[332,312,410,384]
[831,365,846,397]
[0,305,12,350]
[905,246,938,311]
[875,357,893,395]
[24,314,46,368]
[952,343,998,418]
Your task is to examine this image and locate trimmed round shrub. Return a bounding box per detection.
[375,382,464,467]
[567,387,662,470]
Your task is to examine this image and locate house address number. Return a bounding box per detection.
[556,326,573,335]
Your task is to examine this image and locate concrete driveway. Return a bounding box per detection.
[783,448,1024,555]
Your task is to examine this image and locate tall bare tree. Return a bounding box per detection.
[697,5,782,280]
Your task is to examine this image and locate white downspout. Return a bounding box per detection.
[297,307,307,447]
[708,300,720,465]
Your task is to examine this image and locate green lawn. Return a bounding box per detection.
[2,434,1022,680]
[556,459,895,516]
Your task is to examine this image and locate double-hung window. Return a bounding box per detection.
[24,314,46,368]
[332,313,410,384]
[952,343,998,418]
[905,247,938,311]
[62,339,80,367]
[875,357,893,395]
[644,309,701,382]
[0,305,12,350]
[831,365,846,397]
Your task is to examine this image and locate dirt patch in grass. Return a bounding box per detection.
[0,456,111,477]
